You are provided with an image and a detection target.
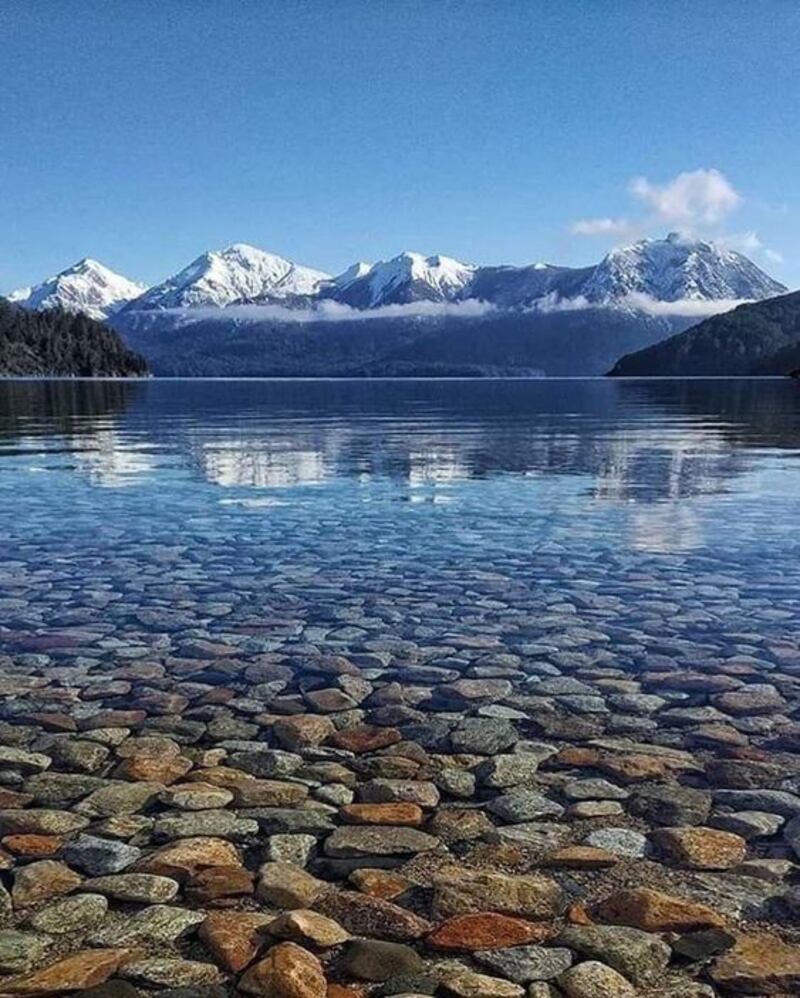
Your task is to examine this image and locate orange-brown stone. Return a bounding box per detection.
[427,913,553,951]
[0,790,34,809]
[594,888,727,932]
[273,715,336,750]
[652,826,747,870]
[198,911,271,972]
[238,941,326,997]
[12,859,82,907]
[135,836,241,880]
[567,903,593,926]
[597,753,672,783]
[187,864,255,902]
[710,932,800,994]
[339,803,423,827]
[116,753,194,784]
[1,948,137,994]
[348,868,411,900]
[542,845,618,869]
[551,747,600,768]
[2,834,64,858]
[328,725,402,754]
[187,766,255,787]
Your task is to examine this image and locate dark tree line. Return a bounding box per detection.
[609,290,800,376]
[0,298,148,377]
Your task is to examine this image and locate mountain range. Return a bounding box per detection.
[4,234,789,377]
[9,232,785,319]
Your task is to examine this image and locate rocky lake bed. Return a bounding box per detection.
[1,378,800,996]
[2,568,800,998]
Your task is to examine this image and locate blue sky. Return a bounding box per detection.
[2,0,799,291]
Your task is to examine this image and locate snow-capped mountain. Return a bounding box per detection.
[127,243,331,310]
[11,235,786,325]
[329,252,476,307]
[323,235,784,311]
[578,232,786,304]
[8,258,147,321]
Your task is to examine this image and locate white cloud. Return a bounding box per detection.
[532,291,747,317]
[717,231,784,265]
[629,168,741,227]
[570,217,632,237]
[159,297,496,326]
[568,168,784,267]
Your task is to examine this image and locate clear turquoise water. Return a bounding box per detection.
[1,378,799,656]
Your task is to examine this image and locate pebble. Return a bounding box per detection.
[1,509,800,997]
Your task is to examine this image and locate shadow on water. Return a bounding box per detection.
[0,380,143,442]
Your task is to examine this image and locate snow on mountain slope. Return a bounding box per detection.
[331,252,475,307]
[128,243,331,310]
[7,259,147,321]
[579,232,786,304]
[14,234,786,325]
[329,261,374,290]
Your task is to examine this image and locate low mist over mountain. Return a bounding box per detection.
[609,290,800,377]
[8,234,787,376]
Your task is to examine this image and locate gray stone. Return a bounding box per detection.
[714,790,800,818]
[63,834,142,875]
[90,904,206,946]
[475,945,573,983]
[475,755,540,789]
[152,810,258,842]
[450,718,518,754]
[120,957,221,988]
[80,873,180,903]
[558,925,670,986]
[563,779,629,801]
[325,825,440,857]
[628,785,711,826]
[27,893,108,935]
[487,790,564,823]
[584,828,649,858]
[340,939,424,982]
[0,929,50,973]
[711,810,785,840]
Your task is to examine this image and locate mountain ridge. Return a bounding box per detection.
[9,234,787,321]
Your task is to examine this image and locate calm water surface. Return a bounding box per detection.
[1,378,800,659]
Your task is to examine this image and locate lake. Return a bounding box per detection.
[2,378,800,659]
[3,377,800,993]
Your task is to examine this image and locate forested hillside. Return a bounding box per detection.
[0,298,148,377]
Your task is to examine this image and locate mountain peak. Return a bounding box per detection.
[129,243,331,310]
[330,250,475,307]
[584,233,786,304]
[7,258,147,320]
